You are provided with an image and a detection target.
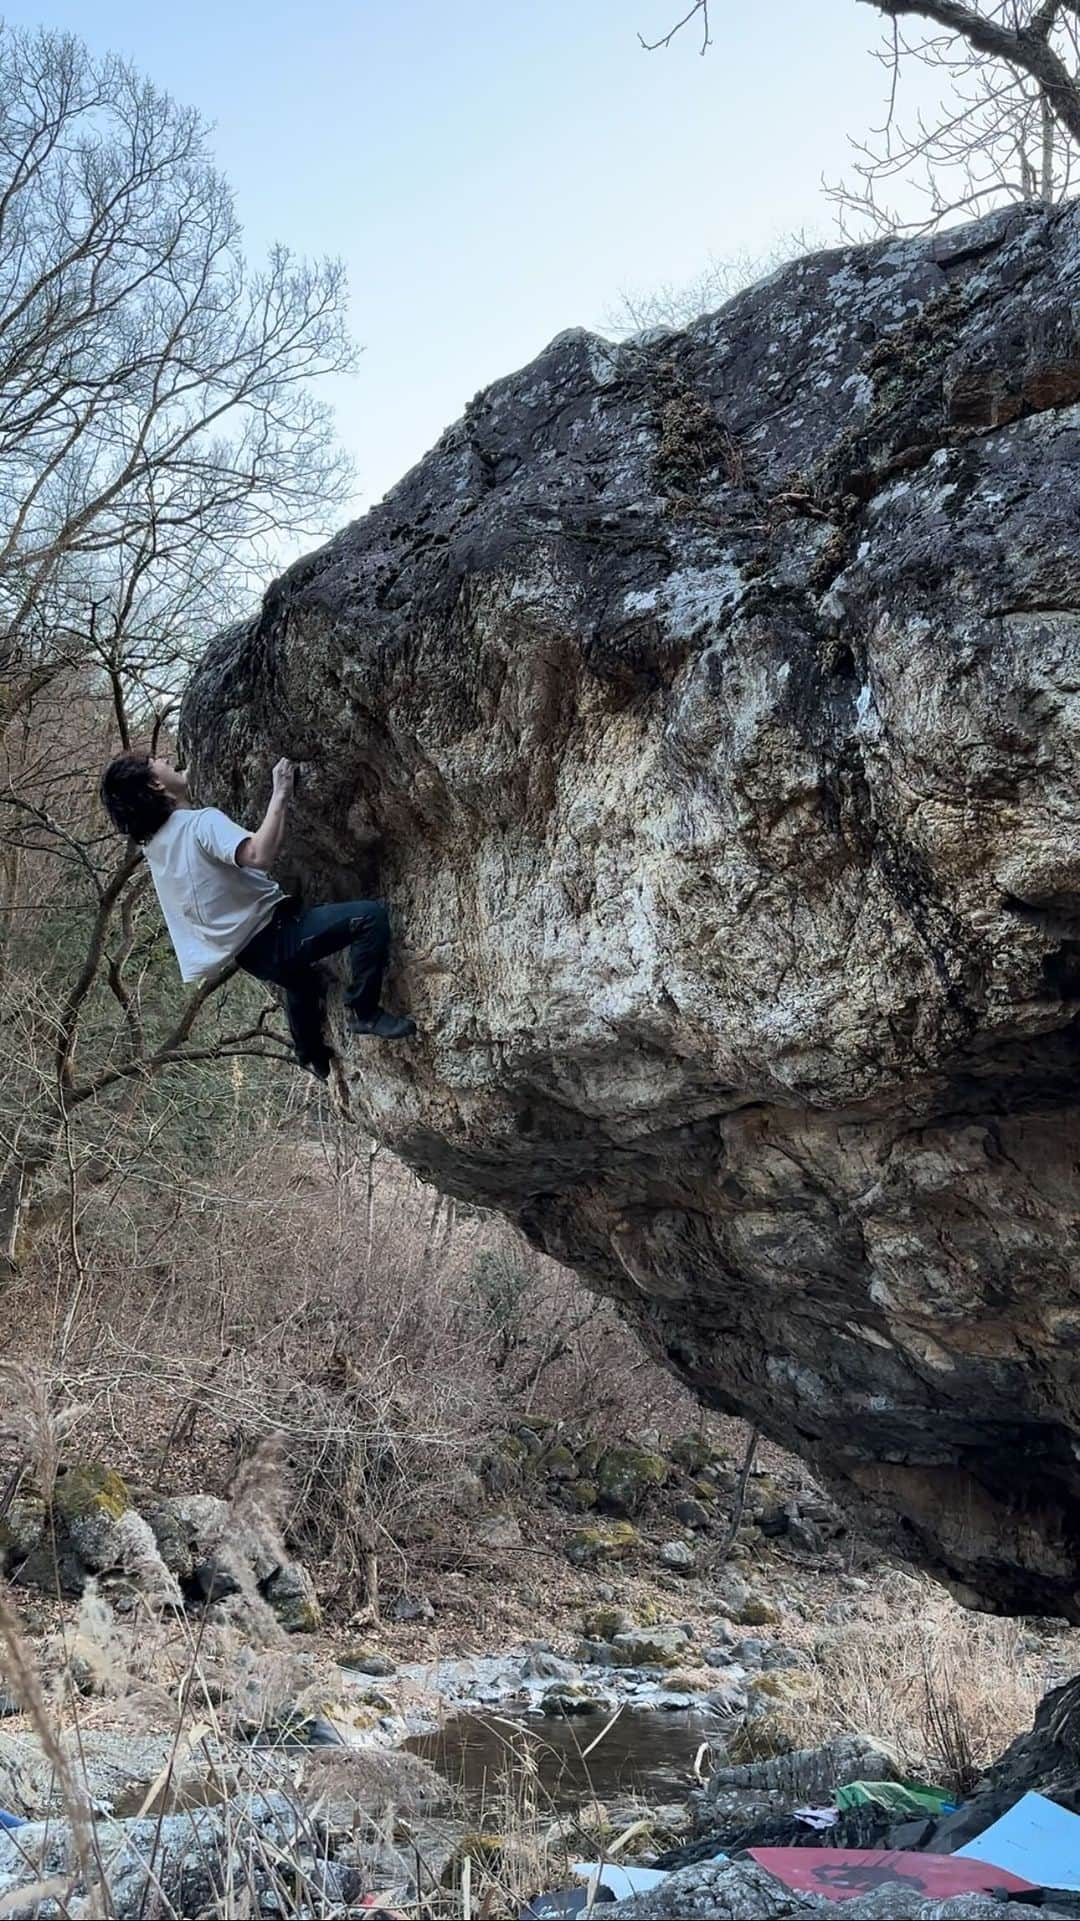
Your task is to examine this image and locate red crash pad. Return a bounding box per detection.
[749,1848,1039,1903]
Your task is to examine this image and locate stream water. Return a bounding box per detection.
[406,1705,718,1814]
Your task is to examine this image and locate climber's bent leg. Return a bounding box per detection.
[237,898,415,1050]
[288,899,390,1019]
[293,900,416,1042]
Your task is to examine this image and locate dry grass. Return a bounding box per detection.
[752,1578,1054,1794]
[0,1562,607,1919]
[2,1130,696,1619]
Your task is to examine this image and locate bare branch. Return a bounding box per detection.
[861,0,1080,145]
[70,1029,295,1107]
[54,846,142,1091]
[104,868,151,1060]
[639,0,711,53]
[1032,0,1065,38]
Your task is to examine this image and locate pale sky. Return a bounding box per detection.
[6,0,938,520]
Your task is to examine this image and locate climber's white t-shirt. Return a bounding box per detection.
[143,807,284,982]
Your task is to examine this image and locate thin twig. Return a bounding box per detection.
[639,0,711,53]
[717,1426,759,1562]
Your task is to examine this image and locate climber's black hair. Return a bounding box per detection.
[99,753,174,843]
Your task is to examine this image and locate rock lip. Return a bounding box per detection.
[184,202,1080,1617]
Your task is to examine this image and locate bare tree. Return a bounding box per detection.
[604,235,818,338]
[832,3,1080,233]
[641,1,1080,233]
[0,25,357,1274]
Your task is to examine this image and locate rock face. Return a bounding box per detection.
[183,202,1080,1618]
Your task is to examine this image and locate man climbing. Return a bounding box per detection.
[99,752,416,1081]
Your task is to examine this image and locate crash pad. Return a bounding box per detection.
[749,1847,1038,1903]
[957,1791,1080,1892]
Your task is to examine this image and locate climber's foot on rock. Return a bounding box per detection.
[347,1009,417,1041]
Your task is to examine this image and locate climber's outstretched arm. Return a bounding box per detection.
[236,758,296,870]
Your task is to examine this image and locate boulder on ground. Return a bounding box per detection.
[580,1604,635,1641]
[675,1497,712,1529]
[262,1561,321,1633]
[12,1464,131,1594]
[0,1792,359,1918]
[339,1645,396,1677]
[541,1682,604,1716]
[609,1624,693,1669]
[523,1646,578,1681]
[698,1734,902,1820]
[735,1596,781,1628]
[595,1446,668,1516]
[567,1521,640,1565]
[472,1509,524,1551]
[670,1434,728,1476]
[184,202,1080,1616]
[0,1491,47,1577]
[388,1592,435,1623]
[544,1443,579,1481]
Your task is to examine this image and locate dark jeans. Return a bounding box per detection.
[237,898,389,1069]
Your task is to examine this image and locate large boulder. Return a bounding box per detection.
[184,202,1080,1617]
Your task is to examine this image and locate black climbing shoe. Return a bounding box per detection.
[297,1053,332,1082]
[347,1009,417,1041]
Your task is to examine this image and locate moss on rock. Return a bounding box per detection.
[442,1833,509,1887]
[0,1492,46,1565]
[52,1463,130,1522]
[595,1446,668,1515]
[670,1433,727,1474]
[541,1681,604,1715]
[263,1561,322,1633]
[15,1462,134,1592]
[748,1670,816,1706]
[664,1666,718,1692]
[580,1604,635,1641]
[544,1443,579,1480]
[567,1520,640,1564]
[737,1596,781,1627]
[339,1644,396,1676]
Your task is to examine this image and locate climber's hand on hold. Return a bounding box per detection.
[271,757,297,799]
[237,758,296,869]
